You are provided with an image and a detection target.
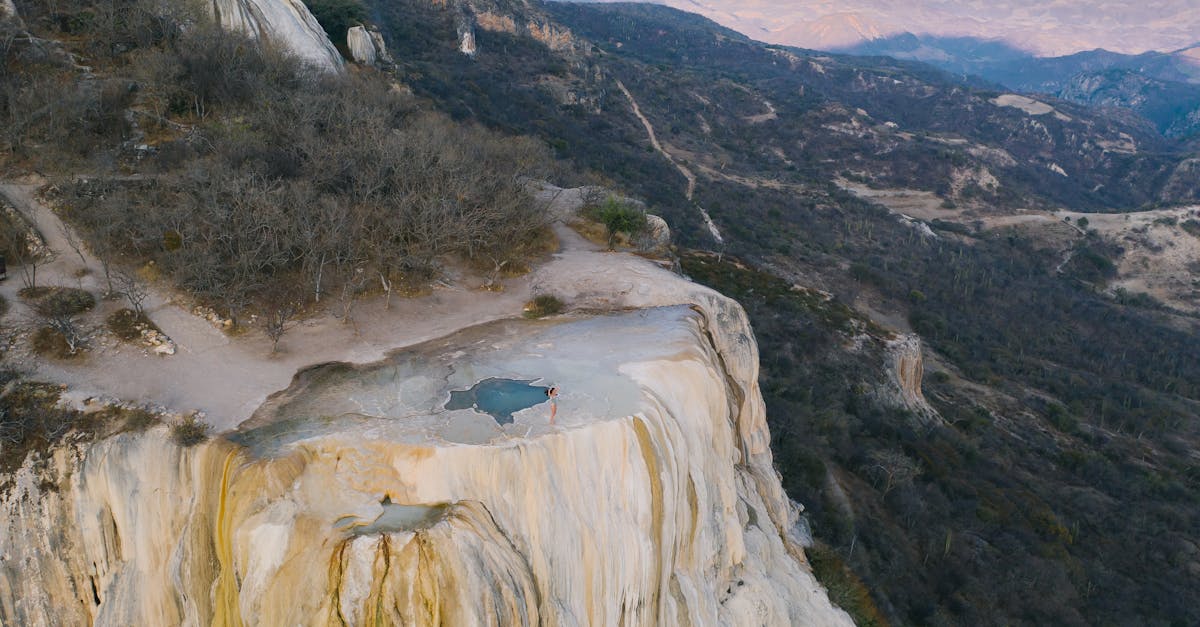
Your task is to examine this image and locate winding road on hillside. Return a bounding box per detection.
[615,80,725,244]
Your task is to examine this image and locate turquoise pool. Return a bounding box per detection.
[444,378,551,424]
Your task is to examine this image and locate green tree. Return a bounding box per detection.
[594,197,646,250]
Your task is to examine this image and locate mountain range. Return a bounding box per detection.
[844,33,1200,136]
[574,0,1200,56]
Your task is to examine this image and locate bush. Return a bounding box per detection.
[807,543,888,627]
[523,294,564,318]
[17,286,55,300]
[39,288,96,316]
[171,414,210,446]
[107,308,160,341]
[31,327,76,359]
[587,197,647,249]
[121,408,159,432]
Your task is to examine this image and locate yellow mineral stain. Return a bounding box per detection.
[212,448,245,627]
[631,417,664,623]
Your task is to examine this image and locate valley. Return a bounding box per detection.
[0,0,1198,625]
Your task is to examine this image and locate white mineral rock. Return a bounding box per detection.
[209,0,343,73]
[346,25,375,65]
[0,239,852,626]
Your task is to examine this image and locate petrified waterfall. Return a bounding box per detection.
[0,261,851,625]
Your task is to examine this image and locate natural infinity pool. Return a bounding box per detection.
[444,378,551,425]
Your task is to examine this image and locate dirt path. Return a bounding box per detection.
[615,80,724,244]
[0,182,536,432]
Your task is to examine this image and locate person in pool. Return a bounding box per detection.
[546,386,559,423]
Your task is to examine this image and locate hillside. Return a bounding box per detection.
[360,1,1200,624]
[1,0,1199,625]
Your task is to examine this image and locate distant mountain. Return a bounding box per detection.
[844,34,1200,137]
[842,32,1032,79]
[572,0,1200,57]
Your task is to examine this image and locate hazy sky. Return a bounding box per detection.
[582,0,1200,56]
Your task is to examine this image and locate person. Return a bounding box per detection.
[546,385,559,423]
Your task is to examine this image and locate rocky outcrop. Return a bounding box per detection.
[458,22,477,56]
[0,251,852,625]
[880,333,940,424]
[346,25,375,64]
[209,0,343,73]
[0,0,19,24]
[638,213,672,256]
[346,25,392,66]
[445,0,580,58]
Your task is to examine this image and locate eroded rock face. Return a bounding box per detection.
[638,213,672,255]
[209,0,343,73]
[881,333,940,424]
[0,0,19,23]
[458,22,477,56]
[347,25,391,66]
[0,295,851,625]
[347,25,376,64]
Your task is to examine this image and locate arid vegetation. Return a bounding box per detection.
[4,0,555,325]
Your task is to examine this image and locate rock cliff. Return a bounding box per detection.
[880,333,939,424]
[0,0,18,23]
[347,25,391,66]
[209,0,343,73]
[0,248,851,625]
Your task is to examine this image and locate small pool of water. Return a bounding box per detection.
[444,378,550,425]
[335,498,449,536]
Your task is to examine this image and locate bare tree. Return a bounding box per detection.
[262,288,300,353]
[15,246,55,293]
[115,270,149,316]
[867,450,921,495]
[30,294,89,355]
[59,221,88,268]
[337,266,368,331]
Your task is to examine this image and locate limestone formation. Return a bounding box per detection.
[881,333,940,424]
[369,29,391,63]
[209,0,343,73]
[458,23,477,56]
[638,213,672,255]
[347,25,376,65]
[0,254,853,625]
[0,0,19,23]
[347,25,392,66]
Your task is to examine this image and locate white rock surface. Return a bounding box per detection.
[459,23,477,56]
[209,0,343,73]
[346,25,375,65]
[0,0,18,22]
[879,333,940,424]
[368,29,390,62]
[0,262,853,625]
[638,213,672,255]
[347,25,391,66]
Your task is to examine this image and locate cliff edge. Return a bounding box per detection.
[0,214,851,625]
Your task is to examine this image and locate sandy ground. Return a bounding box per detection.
[0,181,620,432]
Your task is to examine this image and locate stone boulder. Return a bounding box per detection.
[1,0,18,23]
[636,213,671,256]
[347,25,392,66]
[347,25,375,65]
